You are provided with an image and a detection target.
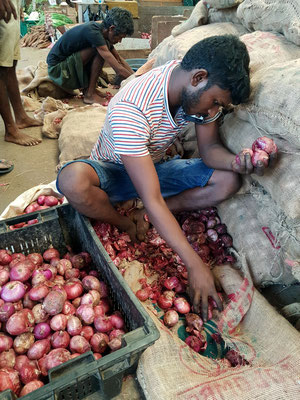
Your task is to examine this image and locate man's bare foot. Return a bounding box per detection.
[83,92,105,105]
[16,116,43,129]
[5,129,41,146]
[129,208,150,241]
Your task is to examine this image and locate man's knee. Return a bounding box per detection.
[210,170,241,203]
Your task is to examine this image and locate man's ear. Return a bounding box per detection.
[191,69,208,87]
[108,25,116,33]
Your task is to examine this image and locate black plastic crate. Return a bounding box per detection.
[0,205,159,399]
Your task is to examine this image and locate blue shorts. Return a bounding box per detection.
[56,158,214,204]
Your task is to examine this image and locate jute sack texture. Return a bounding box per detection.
[217,194,297,287]
[236,58,300,148]
[220,114,300,220]
[150,22,248,67]
[240,30,300,74]
[208,0,244,9]
[137,264,300,400]
[208,6,241,24]
[57,105,107,171]
[237,0,300,46]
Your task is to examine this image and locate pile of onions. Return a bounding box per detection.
[0,247,126,397]
[235,136,278,168]
[93,206,237,363]
[8,196,64,231]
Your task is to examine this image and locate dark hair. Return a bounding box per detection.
[102,7,134,36]
[180,35,250,105]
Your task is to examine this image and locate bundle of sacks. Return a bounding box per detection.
[146,0,300,324]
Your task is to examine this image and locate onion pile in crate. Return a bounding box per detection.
[9,196,64,231]
[93,207,236,360]
[0,248,126,397]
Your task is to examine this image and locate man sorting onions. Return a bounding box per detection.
[56,35,277,319]
[47,7,134,104]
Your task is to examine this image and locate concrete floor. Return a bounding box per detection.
[0,47,59,215]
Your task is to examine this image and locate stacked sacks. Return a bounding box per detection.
[149,22,248,67]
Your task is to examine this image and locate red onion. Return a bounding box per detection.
[44,196,59,207]
[93,353,102,360]
[90,333,109,353]
[27,339,51,360]
[50,314,67,331]
[6,309,34,336]
[23,293,36,310]
[32,304,48,323]
[163,310,179,327]
[89,270,99,278]
[185,313,203,331]
[252,136,277,155]
[0,250,12,266]
[0,349,16,369]
[0,368,20,394]
[109,329,125,341]
[1,281,26,302]
[20,380,44,396]
[43,290,65,315]
[174,297,191,314]
[19,361,41,385]
[50,257,60,267]
[80,326,94,341]
[70,254,86,270]
[99,281,108,298]
[0,302,15,322]
[174,281,186,293]
[251,149,269,167]
[94,316,113,333]
[225,349,249,367]
[65,268,80,280]
[82,275,101,292]
[13,300,23,311]
[185,335,203,352]
[28,285,49,301]
[108,337,122,352]
[62,301,76,316]
[76,305,95,325]
[220,233,233,248]
[51,331,70,349]
[57,259,72,276]
[163,276,179,290]
[67,316,82,336]
[136,288,150,302]
[72,297,82,308]
[64,281,83,300]
[157,294,173,310]
[206,218,219,229]
[25,202,39,214]
[110,311,125,330]
[207,229,218,242]
[45,349,70,371]
[215,224,227,235]
[0,268,9,285]
[26,253,43,266]
[37,195,46,206]
[34,323,51,340]
[0,333,13,352]
[69,335,90,354]
[43,248,60,262]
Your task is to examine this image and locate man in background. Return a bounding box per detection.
[47,7,135,105]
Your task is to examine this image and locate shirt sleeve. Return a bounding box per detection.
[87,24,107,48]
[109,102,151,157]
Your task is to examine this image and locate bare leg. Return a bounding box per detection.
[0,63,41,146]
[80,48,105,105]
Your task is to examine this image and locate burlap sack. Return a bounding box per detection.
[57,105,107,171]
[236,58,300,149]
[208,6,241,24]
[220,114,300,220]
[240,30,300,74]
[207,0,244,9]
[237,0,300,46]
[137,264,300,400]
[42,109,68,139]
[150,23,248,67]
[217,193,297,287]
[171,0,208,37]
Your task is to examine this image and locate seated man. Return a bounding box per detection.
[47,7,134,104]
[56,35,276,319]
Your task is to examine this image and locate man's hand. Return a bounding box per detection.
[187,261,223,321]
[232,148,277,176]
[0,0,17,23]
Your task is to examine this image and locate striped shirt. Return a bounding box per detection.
[90,60,188,164]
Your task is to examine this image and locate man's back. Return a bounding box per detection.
[47,22,106,66]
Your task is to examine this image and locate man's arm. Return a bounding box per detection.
[110,48,134,75]
[0,0,17,23]
[196,121,275,175]
[96,45,132,79]
[121,154,222,320]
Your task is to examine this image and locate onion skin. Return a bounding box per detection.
[90,333,109,353]
[32,304,49,324]
[0,250,12,266]
[173,297,191,314]
[29,285,49,301]
[1,281,26,302]
[108,337,122,352]
[19,362,41,385]
[0,302,15,322]
[50,314,67,331]
[62,301,76,316]
[6,309,34,336]
[57,259,72,276]
[69,335,91,354]
[45,349,71,371]
[82,276,101,292]
[251,149,269,167]
[27,339,51,360]
[76,305,95,325]
[80,326,94,342]
[27,253,43,266]
[13,333,35,354]
[0,333,13,352]
[0,349,16,369]
[43,290,65,315]
[185,335,203,353]
[67,316,82,336]
[51,331,70,349]
[20,380,44,396]
[0,368,21,395]
[163,310,179,327]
